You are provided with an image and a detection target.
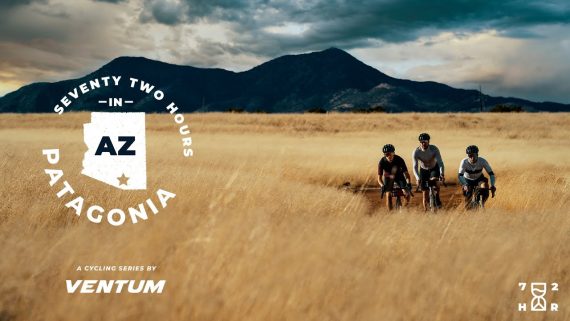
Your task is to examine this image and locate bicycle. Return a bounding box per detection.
[417,178,446,212]
[381,183,413,211]
[465,186,491,210]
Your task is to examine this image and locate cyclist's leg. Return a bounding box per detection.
[422,190,429,210]
[430,166,442,207]
[419,169,430,210]
[397,179,411,205]
[479,176,489,203]
[394,194,402,209]
[463,185,473,203]
[464,179,476,208]
[429,179,440,204]
[386,193,393,210]
[383,176,394,210]
[403,189,411,205]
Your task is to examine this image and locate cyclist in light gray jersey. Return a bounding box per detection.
[412,133,445,210]
[412,146,444,179]
[458,145,496,205]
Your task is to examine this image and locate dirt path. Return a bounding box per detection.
[353,183,467,212]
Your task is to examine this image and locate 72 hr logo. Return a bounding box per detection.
[518,282,559,312]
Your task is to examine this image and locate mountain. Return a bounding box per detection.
[1,48,568,113]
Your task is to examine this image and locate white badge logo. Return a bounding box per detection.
[42,75,194,226]
[82,112,147,190]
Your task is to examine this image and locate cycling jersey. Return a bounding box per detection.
[379,155,409,192]
[412,145,444,180]
[378,155,408,179]
[382,177,408,192]
[458,157,495,185]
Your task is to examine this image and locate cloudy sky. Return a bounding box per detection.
[1,0,569,103]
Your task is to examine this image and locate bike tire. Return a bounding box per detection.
[477,193,485,209]
[395,196,402,211]
[467,188,484,211]
[429,189,437,212]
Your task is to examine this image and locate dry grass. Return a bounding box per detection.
[0,112,568,321]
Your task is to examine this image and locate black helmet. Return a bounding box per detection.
[466,145,479,154]
[382,144,395,153]
[418,133,430,141]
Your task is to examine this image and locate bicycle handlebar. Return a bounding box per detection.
[380,185,414,199]
[416,178,446,191]
[466,186,496,198]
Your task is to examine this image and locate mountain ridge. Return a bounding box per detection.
[1,48,568,113]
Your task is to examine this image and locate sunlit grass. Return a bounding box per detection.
[0,113,568,321]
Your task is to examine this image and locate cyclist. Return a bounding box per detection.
[412,133,445,210]
[378,144,412,210]
[458,145,496,207]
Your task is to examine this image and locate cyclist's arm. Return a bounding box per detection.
[400,157,412,184]
[377,161,384,187]
[412,150,420,181]
[458,160,467,185]
[434,146,444,176]
[483,159,496,186]
[404,171,412,185]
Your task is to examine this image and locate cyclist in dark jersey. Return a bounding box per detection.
[378,144,412,210]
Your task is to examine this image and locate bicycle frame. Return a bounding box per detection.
[416,178,445,212]
[391,187,405,210]
[381,184,412,211]
[466,186,490,210]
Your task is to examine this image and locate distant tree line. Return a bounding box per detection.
[225,107,267,113]
[304,105,386,113]
[489,104,524,113]
[350,106,386,113]
[223,104,525,113]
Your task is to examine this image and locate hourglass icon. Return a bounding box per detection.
[530,283,547,311]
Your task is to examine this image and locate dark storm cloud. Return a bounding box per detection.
[139,0,187,25]
[140,0,263,25]
[91,0,127,3]
[0,0,568,103]
[0,0,45,9]
[141,0,570,56]
[0,1,70,43]
[150,0,186,25]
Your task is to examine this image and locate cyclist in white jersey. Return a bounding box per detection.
[458,145,496,205]
[412,133,445,210]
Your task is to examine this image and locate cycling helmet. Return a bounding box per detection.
[466,145,479,154]
[382,144,395,153]
[418,133,430,141]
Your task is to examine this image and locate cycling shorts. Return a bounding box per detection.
[419,166,440,190]
[383,176,407,192]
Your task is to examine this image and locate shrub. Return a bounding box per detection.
[490,104,524,113]
[226,107,245,113]
[306,107,327,113]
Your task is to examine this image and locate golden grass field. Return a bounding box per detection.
[0,112,568,321]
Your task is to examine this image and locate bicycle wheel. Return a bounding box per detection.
[473,187,484,210]
[395,195,402,211]
[476,192,485,209]
[429,188,437,212]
